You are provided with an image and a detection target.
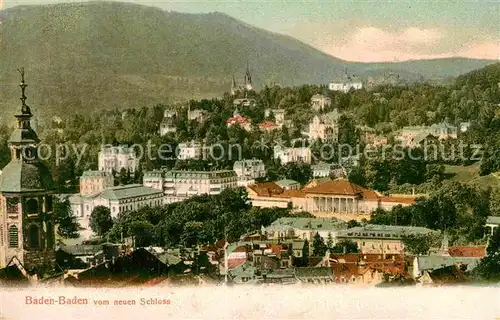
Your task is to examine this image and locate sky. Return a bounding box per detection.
[2,0,499,62]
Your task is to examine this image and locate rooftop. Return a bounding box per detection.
[267,217,345,231]
[100,184,163,201]
[486,216,500,225]
[0,160,54,193]
[81,170,111,178]
[303,179,378,200]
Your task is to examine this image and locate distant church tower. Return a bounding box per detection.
[231,75,238,96]
[0,68,56,273]
[244,62,253,91]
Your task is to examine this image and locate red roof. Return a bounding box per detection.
[304,179,379,200]
[258,121,278,129]
[226,115,250,125]
[448,246,486,258]
[379,196,418,204]
[248,182,283,197]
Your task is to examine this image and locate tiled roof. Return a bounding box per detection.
[58,245,103,256]
[276,179,299,187]
[447,246,486,258]
[267,217,345,231]
[0,160,54,193]
[379,196,418,204]
[303,179,378,200]
[226,115,251,124]
[258,121,278,128]
[415,256,481,273]
[100,184,163,201]
[295,267,333,278]
[248,182,283,197]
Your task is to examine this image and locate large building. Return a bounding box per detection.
[336,224,436,255]
[247,179,418,219]
[233,159,266,179]
[79,170,114,196]
[70,184,164,219]
[0,70,56,271]
[263,217,347,242]
[396,120,458,147]
[328,74,363,93]
[308,109,341,141]
[177,140,204,160]
[143,169,238,203]
[231,63,254,95]
[273,146,312,164]
[311,163,345,178]
[98,145,139,174]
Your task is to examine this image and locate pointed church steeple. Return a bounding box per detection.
[231,74,237,96]
[245,61,253,91]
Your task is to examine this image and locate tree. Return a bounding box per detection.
[129,220,154,247]
[474,228,500,282]
[331,240,360,254]
[89,206,113,236]
[347,219,361,228]
[53,197,80,238]
[326,232,334,250]
[312,232,327,256]
[401,232,440,255]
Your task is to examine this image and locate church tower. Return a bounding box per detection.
[0,68,56,273]
[231,75,238,96]
[244,62,253,91]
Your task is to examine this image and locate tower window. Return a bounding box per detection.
[28,224,40,249]
[9,225,19,248]
[6,197,19,214]
[25,198,38,214]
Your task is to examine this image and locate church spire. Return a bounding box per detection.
[245,61,253,91]
[231,74,237,96]
[17,67,32,116]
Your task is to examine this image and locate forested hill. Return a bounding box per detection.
[0,1,496,120]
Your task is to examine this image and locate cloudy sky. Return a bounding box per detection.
[2,0,499,62]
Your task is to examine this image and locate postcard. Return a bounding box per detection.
[0,0,499,319]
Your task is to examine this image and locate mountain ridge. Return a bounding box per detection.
[0,1,496,120]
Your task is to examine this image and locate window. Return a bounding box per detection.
[29,224,40,249]
[9,225,18,248]
[6,197,19,214]
[45,196,53,212]
[25,198,38,214]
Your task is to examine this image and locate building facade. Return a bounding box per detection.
[226,108,252,131]
[79,171,114,196]
[336,224,436,255]
[70,184,164,219]
[310,94,331,111]
[273,146,312,164]
[98,145,139,174]
[233,159,266,179]
[0,70,56,271]
[328,78,363,93]
[177,141,204,160]
[143,169,238,203]
[308,110,340,141]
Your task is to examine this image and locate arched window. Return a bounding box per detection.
[9,225,19,248]
[28,224,40,249]
[25,198,38,214]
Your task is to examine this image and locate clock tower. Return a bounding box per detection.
[0,69,56,274]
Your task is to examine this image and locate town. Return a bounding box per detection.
[1,60,500,288]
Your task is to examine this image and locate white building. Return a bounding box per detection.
[160,118,177,136]
[310,94,331,111]
[143,169,238,204]
[264,109,286,127]
[233,159,266,179]
[98,145,139,174]
[308,109,340,141]
[188,108,208,123]
[312,163,344,178]
[328,78,363,93]
[177,140,204,160]
[69,184,164,219]
[274,146,312,164]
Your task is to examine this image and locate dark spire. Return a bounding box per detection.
[17,67,32,116]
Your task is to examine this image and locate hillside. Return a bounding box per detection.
[0,1,497,119]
